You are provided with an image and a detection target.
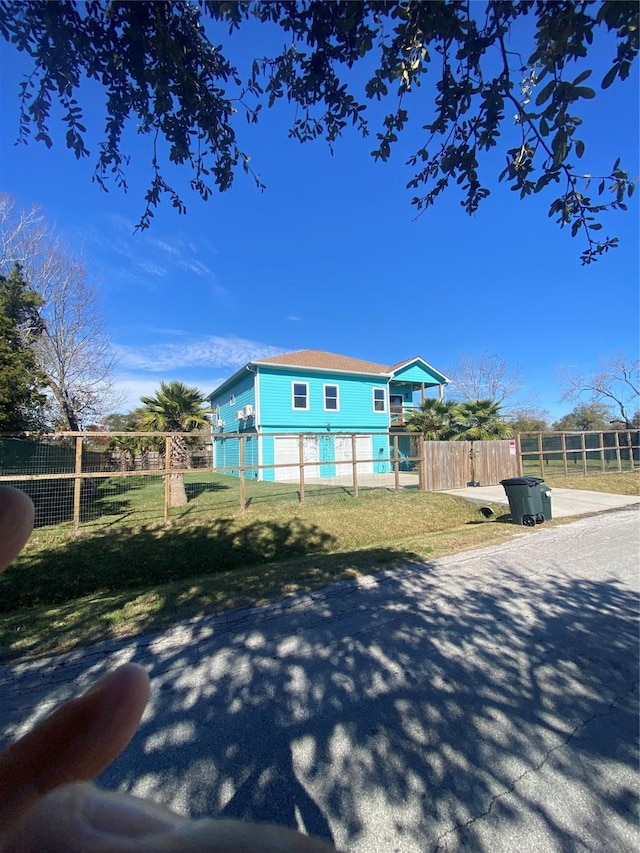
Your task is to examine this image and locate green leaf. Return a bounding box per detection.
[535,79,555,106]
[575,139,585,158]
[576,86,595,99]
[573,69,592,85]
[601,65,618,89]
[539,116,549,137]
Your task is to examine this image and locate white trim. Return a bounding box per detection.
[254,366,261,427]
[389,356,451,385]
[373,387,387,413]
[323,383,340,412]
[292,380,309,410]
[255,361,388,378]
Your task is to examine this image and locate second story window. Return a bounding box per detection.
[373,388,386,412]
[292,382,308,410]
[324,384,339,411]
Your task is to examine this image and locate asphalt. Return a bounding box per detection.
[1,506,638,852]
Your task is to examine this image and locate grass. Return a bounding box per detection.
[542,470,640,495]
[1,470,638,663]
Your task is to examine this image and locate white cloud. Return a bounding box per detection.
[110,373,225,412]
[115,334,286,373]
[71,216,222,293]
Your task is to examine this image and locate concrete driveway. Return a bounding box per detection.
[1,508,638,852]
[444,483,640,518]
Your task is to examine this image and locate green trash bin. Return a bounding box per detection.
[539,484,552,520]
[500,477,546,526]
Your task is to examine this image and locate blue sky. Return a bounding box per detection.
[0,12,638,422]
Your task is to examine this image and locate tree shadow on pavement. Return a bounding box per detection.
[2,528,638,852]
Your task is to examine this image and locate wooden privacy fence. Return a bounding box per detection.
[422,440,521,491]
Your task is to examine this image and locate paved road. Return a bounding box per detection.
[2,508,639,852]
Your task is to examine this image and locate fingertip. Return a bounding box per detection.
[0,486,35,572]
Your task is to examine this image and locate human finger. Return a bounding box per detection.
[3,781,337,852]
[0,663,150,831]
[0,487,34,573]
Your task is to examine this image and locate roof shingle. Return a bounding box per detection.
[257,349,390,375]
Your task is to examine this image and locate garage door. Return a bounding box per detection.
[274,436,320,481]
[334,434,373,476]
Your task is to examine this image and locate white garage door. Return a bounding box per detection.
[334,434,373,476]
[274,436,320,481]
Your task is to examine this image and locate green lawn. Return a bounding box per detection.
[24,471,377,534]
[2,470,638,663]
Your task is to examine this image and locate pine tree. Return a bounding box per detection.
[0,265,48,431]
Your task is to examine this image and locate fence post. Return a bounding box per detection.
[537,432,544,478]
[561,433,568,475]
[581,433,587,475]
[599,431,606,472]
[515,432,523,476]
[351,434,358,498]
[239,435,246,511]
[418,437,426,491]
[73,434,83,535]
[164,436,171,524]
[629,431,635,471]
[614,431,622,472]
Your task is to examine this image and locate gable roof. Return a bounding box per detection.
[208,349,449,399]
[256,349,389,375]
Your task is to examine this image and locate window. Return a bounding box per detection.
[292,382,309,410]
[373,388,386,412]
[324,384,339,411]
[229,394,235,406]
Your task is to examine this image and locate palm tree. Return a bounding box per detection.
[453,399,513,441]
[405,398,460,440]
[139,381,213,507]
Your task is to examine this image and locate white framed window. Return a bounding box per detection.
[292,381,309,410]
[373,387,386,412]
[229,394,235,406]
[324,384,339,411]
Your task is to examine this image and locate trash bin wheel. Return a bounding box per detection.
[523,515,536,527]
[535,513,545,524]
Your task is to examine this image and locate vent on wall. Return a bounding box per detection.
[243,405,254,417]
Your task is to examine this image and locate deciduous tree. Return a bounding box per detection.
[509,407,550,433]
[0,2,636,261]
[446,350,532,412]
[558,354,639,428]
[0,194,120,430]
[552,403,612,431]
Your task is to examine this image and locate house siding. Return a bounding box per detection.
[258,367,390,431]
[392,362,443,384]
[210,370,256,432]
[208,353,446,482]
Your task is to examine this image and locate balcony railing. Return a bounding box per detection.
[390,405,419,426]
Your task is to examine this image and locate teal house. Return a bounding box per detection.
[207,350,449,481]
